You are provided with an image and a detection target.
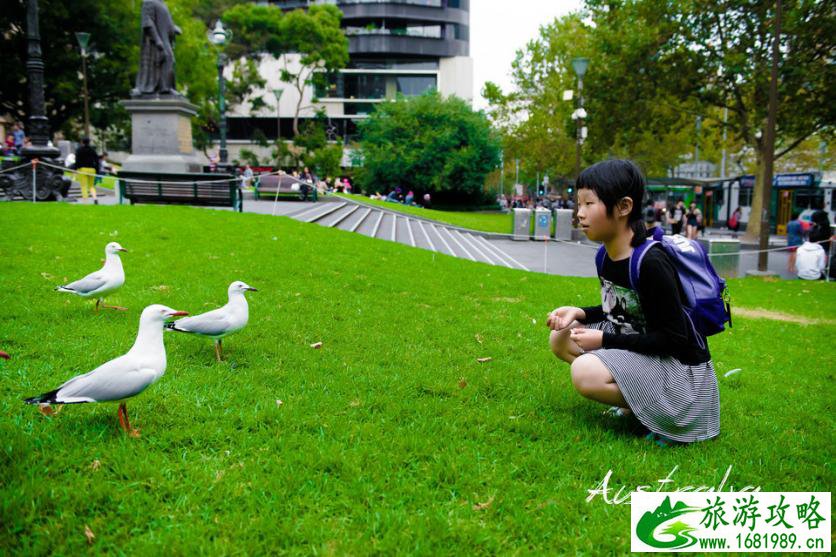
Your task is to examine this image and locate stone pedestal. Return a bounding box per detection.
[121,97,202,173]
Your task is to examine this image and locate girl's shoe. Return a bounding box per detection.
[645,432,683,448]
[603,406,632,418]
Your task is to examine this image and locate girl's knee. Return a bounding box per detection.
[570,354,601,396]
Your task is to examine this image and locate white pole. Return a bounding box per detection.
[271,171,282,216]
[544,238,548,274]
[721,107,728,178]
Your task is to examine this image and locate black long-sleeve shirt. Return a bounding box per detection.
[580,244,711,365]
[74,145,100,171]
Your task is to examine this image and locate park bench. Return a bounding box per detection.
[117,171,242,211]
[254,173,317,202]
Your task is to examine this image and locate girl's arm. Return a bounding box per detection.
[601,249,702,360]
[579,305,604,323]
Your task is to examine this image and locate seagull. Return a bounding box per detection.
[24,304,188,437]
[55,242,128,312]
[166,281,257,361]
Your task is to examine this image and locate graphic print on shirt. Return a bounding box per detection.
[600,278,646,334]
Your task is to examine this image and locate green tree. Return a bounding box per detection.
[0,0,136,140]
[357,92,501,202]
[223,3,348,136]
[578,0,834,237]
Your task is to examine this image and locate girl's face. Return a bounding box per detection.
[577,188,618,242]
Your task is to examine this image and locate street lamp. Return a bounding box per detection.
[75,31,91,138]
[209,20,232,166]
[571,57,589,180]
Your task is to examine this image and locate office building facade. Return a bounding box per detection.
[225,0,472,162]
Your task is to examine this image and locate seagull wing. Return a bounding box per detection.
[52,355,158,403]
[61,270,108,295]
[169,307,234,337]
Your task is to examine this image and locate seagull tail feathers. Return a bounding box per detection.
[165,321,187,333]
[55,286,74,293]
[24,388,60,405]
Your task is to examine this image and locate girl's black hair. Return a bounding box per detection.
[577,159,647,247]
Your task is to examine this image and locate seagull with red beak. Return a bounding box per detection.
[55,242,128,312]
[166,281,257,361]
[24,304,188,437]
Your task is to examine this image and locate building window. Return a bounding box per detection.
[344,103,377,116]
[738,187,753,207]
[794,190,824,210]
[348,58,438,70]
[396,75,436,96]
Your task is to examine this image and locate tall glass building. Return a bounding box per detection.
[225,0,472,155]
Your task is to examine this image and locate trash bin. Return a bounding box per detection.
[555,209,574,241]
[698,237,740,278]
[534,208,552,240]
[512,208,531,241]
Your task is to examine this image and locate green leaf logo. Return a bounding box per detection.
[636,496,701,549]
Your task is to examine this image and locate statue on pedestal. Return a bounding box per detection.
[132,0,182,97]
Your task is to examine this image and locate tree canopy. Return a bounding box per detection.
[485,0,834,225]
[357,92,501,202]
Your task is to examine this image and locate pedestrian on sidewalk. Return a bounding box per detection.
[786,212,803,272]
[73,137,100,204]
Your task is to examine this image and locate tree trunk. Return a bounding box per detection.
[743,143,766,243]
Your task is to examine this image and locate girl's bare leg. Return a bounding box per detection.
[570,353,629,408]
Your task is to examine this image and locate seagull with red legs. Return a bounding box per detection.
[55,242,128,313]
[24,304,188,437]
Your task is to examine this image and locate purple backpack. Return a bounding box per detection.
[595,227,731,346]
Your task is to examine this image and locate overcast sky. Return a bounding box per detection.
[470,0,584,110]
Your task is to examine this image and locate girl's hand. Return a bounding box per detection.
[569,328,603,351]
[547,307,585,330]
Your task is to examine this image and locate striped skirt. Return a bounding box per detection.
[585,321,720,443]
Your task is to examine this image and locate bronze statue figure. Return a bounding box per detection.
[132,0,182,97]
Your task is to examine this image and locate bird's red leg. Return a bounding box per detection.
[216,340,223,362]
[95,299,100,314]
[118,403,140,437]
[118,403,128,432]
[102,302,128,311]
[38,403,55,416]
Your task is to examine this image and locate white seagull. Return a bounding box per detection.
[55,241,128,312]
[166,281,257,361]
[24,304,188,437]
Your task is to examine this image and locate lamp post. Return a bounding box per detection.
[4,0,63,202]
[209,20,232,166]
[75,32,91,138]
[571,57,589,181]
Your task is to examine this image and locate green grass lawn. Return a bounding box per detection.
[0,203,833,554]
[334,192,513,234]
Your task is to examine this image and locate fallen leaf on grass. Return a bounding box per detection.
[349,399,361,407]
[90,460,101,471]
[310,342,322,349]
[475,334,483,344]
[458,378,467,389]
[40,272,54,280]
[473,495,495,511]
[476,357,492,363]
[275,399,284,407]
[84,525,95,544]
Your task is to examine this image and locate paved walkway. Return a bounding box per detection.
[70,189,799,279]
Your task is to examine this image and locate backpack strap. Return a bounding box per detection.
[595,244,607,276]
[628,239,659,290]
